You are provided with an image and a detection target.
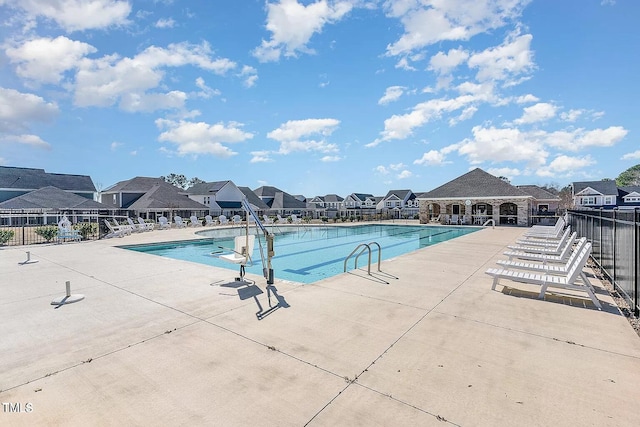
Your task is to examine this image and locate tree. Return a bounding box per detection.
[557,185,574,210]
[616,164,640,186]
[189,177,206,187]
[161,174,207,189]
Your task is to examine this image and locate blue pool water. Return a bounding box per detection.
[120,224,480,284]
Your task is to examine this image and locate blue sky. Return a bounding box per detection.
[1,0,638,196]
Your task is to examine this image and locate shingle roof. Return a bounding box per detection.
[573,181,619,196]
[126,183,208,210]
[185,181,230,194]
[0,166,96,192]
[517,185,561,201]
[0,186,109,210]
[383,189,413,200]
[419,168,530,199]
[102,177,165,193]
[238,187,270,210]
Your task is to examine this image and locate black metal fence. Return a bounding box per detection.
[568,209,639,316]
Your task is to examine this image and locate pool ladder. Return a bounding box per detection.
[344,241,382,276]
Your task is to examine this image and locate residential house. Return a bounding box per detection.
[238,187,271,218]
[343,193,377,218]
[307,194,344,219]
[0,166,96,203]
[253,186,308,218]
[417,168,534,226]
[100,177,208,220]
[0,166,99,225]
[572,181,619,209]
[377,190,418,219]
[185,180,246,217]
[619,186,640,209]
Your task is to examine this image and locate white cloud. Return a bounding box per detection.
[395,57,416,71]
[515,93,539,104]
[560,108,584,122]
[110,141,122,150]
[5,36,97,85]
[0,87,59,134]
[384,0,530,56]
[3,0,132,32]
[0,133,51,149]
[267,118,340,154]
[389,162,406,170]
[622,150,640,160]
[321,155,341,162]
[513,102,557,124]
[238,65,258,88]
[155,119,253,157]
[74,42,236,110]
[155,18,175,28]
[194,77,221,99]
[378,86,405,105]
[397,170,413,179]
[250,150,274,163]
[543,126,628,151]
[487,167,522,180]
[413,150,447,166]
[253,0,354,62]
[375,165,389,175]
[467,32,535,84]
[456,125,549,167]
[537,155,595,177]
[428,47,469,75]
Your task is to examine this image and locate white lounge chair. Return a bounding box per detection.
[447,214,459,225]
[231,215,242,225]
[516,226,571,245]
[174,216,187,228]
[204,215,216,226]
[496,238,588,275]
[137,217,154,231]
[103,219,129,238]
[126,217,145,232]
[218,215,229,225]
[262,215,274,225]
[503,233,576,263]
[524,217,566,238]
[486,241,602,310]
[157,216,171,229]
[189,216,202,227]
[57,216,81,242]
[430,214,441,223]
[290,214,302,224]
[507,230,575,255]
[217,234,256,283]
[276,214,287,224]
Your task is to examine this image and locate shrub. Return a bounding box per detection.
[35,226,58,242]
[0,229,15,245]
[321,216,328,223]
[77,222,97,240]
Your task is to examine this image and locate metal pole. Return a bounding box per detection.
[635,208,639,317]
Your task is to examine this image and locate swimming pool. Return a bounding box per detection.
[121,224,480,284]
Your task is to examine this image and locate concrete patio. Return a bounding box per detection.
[1,224,639,426]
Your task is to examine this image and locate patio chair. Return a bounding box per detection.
[103,219,129,238]
[517,226,570,245]
[496,238,588,276]
[524,217,565,238]
[503,233,576,263]
[157,216,171,229]
[218,215,229,225]
[137,217,154,231]
[57,216,81,242]
[262,215,274,225]
[486,241,601,310]
[204,215,216,226]
[447,214,459,225]
[429,214,441,223]
[126,217,145,232]
[290,214,302,224]
[174,216,187,228]
[507,230,575,256]
[217,234,256,283]
[231,215,242,225]
[276,214,287,224]
[189,216,202,227]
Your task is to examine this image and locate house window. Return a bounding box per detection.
[581,196,596,205]
[604,196,613,205]
[452,204,460,215]
[112,194,116,203]
[386,201,392,207]
[204,196,210,205]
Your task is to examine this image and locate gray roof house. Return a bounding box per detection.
[417,168,533,226]
[0,166,96,203]
[185,180,247,215]
[377,190,418,218]
[308,194,344,218]
[619,186,640,209]
[238,187,271,214]
[572,181,619,209]
[253,186,307,215]
[0,186,108,210]
[101,177,208,218]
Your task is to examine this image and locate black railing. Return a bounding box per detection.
[568,209,639,316]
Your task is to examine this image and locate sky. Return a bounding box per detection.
[1,0,639,197]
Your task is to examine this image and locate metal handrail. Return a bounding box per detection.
[367,241,382,272]
[344,243,371,275]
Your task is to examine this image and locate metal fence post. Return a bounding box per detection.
[636,208,639,317]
